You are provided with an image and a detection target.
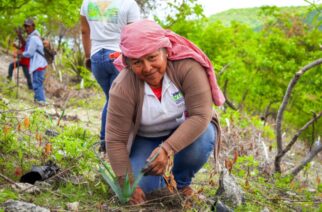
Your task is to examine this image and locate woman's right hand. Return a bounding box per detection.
[130,186,145,205]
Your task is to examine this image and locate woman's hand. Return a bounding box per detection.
[130,186,145,205]
[142,147,168,176]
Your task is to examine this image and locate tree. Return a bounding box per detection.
[274,58,322,174]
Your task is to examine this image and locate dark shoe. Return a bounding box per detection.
[99,140,106,153]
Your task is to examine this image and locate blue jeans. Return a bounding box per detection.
[91,49,119,140]
[32,70,46,101]
[130,123,216,193]
[8,61,32,89]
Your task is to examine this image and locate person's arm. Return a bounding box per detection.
[80,15,91,60]
[106,74,147,204]
[163,60,213,153]
[22,36,37,58]
[106,76,146,204]
[106,76,136,177]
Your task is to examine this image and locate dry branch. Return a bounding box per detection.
[0,173,16,184]
[223,79,238,110]
[275,58,322,172]
[282,112,322,156]
[218,64,230,76]
[291,142,322,176]
[261,100,279,125]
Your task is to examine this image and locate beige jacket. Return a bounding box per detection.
[106,59,221,176]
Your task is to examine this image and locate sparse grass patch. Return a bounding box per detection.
[0,189,18,204]
[67,91,104,110]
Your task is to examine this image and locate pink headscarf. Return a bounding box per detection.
[114,19,225,106]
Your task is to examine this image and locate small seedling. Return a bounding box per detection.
[93,143,146,204]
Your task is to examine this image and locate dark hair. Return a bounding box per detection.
[23,18,35,27]
[124,55,130,67]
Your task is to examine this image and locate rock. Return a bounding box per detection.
[215,168,245,207]
[261,207,270,212]
[212,199,233,212]
[3,199,49,212]
[45,129,59,137]
[11,183,40,194]
[286,191,297,196]
[34,181,51,189]
[307,188,316,193]
[67,201,79,211]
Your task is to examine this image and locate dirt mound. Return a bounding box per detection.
[44,69,67,99]
[43,68,96,108]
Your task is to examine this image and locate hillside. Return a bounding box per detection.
[209,5,320,30]
[0,49,321,211]
[0,1,322,211]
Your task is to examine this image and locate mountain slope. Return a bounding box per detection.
[208,6,321,30]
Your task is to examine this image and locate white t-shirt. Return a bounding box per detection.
[80,0,140,55]
[138,74,187,137]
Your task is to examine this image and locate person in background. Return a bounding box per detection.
[18,18,48,105]
[106,19,225,204]
[7,28,32,90]
[80,0,140,152]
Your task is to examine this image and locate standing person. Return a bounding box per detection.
[80,0,140,151]
[20,18,48,105]
[7,29,32,90]
[106,20,225,204]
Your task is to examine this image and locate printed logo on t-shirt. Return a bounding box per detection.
[87,0,119,23]
[172,91,184,105]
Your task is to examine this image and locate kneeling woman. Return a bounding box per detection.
[105,19,225,204]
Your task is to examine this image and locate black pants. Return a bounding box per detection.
[8,61,32,89]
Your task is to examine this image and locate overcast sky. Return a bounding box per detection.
[198,0,313,16]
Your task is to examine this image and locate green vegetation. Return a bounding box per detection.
[0,97,110,210]
[176,5,322,143]
[0,0,321,211]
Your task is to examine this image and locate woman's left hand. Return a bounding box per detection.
[142,147,168,176]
